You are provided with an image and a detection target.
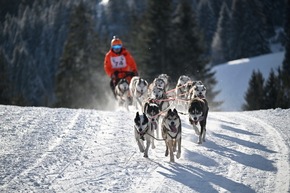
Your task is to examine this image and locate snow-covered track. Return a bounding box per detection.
[0,105,289,192]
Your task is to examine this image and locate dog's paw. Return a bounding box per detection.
[143,154,148,158]
[197,141,202,144]
[176,152,181,159]
[151,144,156,149]
[165,150,168,157]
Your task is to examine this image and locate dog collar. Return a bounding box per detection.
[134,125,149,136]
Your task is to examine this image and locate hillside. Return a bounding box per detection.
[213,52,284,111]
[0,105,289,192]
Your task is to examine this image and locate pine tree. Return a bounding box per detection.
[243,70,265,110]
[280,0,290,108]
[196,0,217,56]
[211,2,231,64]
[55,2,100,109]
[138,0,172,81]
[170,0,220,109]
[229,0,270,60]
[0,48,10,104]
[264,69,279,108]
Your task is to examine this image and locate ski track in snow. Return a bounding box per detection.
[0,105,289,193]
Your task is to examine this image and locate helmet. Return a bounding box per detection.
[111,36,122,47]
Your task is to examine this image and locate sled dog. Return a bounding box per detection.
[151,86,170,112]
[114,79,130,110]
[158,74,170,91]
[161,109,182,162]
[143,99,160,143]
[188,81,206,100]
[148,77,166,97]
[188,97,209,144]
[175,75,191,99]
[134,112,155,158]
[175,75,192,111]
[129,76,148,111]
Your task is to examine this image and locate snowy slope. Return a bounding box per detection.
[213,52,285,111]
[0,105,289,192]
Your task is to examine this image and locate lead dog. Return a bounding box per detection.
[129,76,149,111]
[188,97,209,144]
[161,109,182,162]
[143,99,160,144]
[115,79,130,111]
[134,112,155,158]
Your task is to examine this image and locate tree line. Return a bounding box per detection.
[243,1,290,110]
[0,0,287,110]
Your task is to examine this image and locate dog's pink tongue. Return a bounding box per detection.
[170,125,177,133]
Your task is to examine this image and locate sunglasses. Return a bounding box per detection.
[112,45,122,49]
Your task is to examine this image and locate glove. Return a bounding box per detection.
[111,71,119,79]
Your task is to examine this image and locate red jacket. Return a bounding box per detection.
[104,48,138,82]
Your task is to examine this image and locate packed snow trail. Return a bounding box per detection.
[0,105,289,192]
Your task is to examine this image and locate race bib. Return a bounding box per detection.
[111,55,127,69]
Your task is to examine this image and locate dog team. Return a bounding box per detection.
[114,74,209,162]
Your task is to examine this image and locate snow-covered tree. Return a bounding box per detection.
[229,0,270,60]
[55,2,101,109]
[211,2,231,64]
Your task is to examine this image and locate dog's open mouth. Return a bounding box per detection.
[169,125,177,133]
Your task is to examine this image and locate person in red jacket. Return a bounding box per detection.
[104,36,138,95]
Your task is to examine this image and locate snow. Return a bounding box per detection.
[213,52,285,111]
[0,104,289,192]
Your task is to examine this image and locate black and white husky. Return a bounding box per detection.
[114,79,130,111]
[188,97,209,144]
[129,76,148,111]
[143,99,160,145]
[134,112,155,158]
[161,109,182,162]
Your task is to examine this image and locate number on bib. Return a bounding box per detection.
[111,56,127,69]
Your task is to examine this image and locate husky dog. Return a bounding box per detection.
[114,79,130,110]
[129,76,149,111]
[143,99,160,143]
[134,112,155,158]
[161,109,182,162]
[175,75,191,111]
[151,87,170,112]
[188,81,206,100]
[148,77,166,97]
[188,97,209,144]
[176,75,191,99]
[158,74,170,91]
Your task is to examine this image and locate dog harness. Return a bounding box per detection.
[163,125,180,139]
[134,125,149,141]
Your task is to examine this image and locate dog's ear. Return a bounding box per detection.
[173,108,178,114]
[168,109,172,114]
[134,112,140,124]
